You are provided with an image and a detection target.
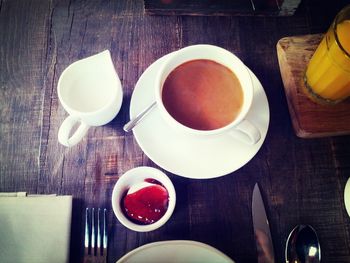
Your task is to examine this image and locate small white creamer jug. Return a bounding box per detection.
[57,50,123,147]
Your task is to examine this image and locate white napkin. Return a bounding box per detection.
[0,193,72,263]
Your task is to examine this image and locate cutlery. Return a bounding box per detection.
[285,224,321,263]
[123,101,157,132]
[252,183,275,263]
[84,208,108,263]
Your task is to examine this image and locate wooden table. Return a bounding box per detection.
[1,0,350,262]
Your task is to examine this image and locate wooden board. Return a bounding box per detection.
[144,0,302,16]
[277,34,350,138]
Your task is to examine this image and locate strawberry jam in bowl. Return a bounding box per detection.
[112,166,176,232]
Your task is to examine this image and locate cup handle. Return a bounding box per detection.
[228,119,261,145]
[58,115,90,147]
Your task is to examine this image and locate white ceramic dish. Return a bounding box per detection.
[116,240,235,263]
[129,53,270,179]
[111,166,176,232]
[344,177,350,217]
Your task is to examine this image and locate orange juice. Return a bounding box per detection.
[305,6,350,103]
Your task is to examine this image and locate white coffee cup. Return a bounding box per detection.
[155,44,261,145]
[57,50,123,147]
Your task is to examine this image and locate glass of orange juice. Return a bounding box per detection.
[305,5,350,104]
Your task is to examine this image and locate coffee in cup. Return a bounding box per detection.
[162,59,244,131]
[155,44,261,145]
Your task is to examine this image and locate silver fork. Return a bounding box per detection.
[84,208,108,263]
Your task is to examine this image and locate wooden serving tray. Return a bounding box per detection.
[277,34,350,138]
[144,0,302,16]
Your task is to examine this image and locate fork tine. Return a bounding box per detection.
[91,208,95,255]
[84,208,89,255]
[97,208,101,254]
[103,208,107,251]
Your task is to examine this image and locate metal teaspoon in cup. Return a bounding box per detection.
[123,102,156,132]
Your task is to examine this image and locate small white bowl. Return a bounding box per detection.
[112,166,176,232]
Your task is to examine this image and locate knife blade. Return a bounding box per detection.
[252,183,275,263]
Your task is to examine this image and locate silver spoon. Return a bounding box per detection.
[285,224,321,263]
[123,102,157,132]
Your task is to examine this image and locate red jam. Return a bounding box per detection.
[122,179,169,225]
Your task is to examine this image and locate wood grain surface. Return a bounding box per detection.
[1,0,350,262]
[277,34,350,138]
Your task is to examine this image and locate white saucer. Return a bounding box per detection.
[116,240,234,263]
[344,178,350,217]
[130,53,270,179]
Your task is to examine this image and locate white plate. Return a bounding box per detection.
[345,178,350,217]
[130,53,270,179]
[116,240,234,263]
